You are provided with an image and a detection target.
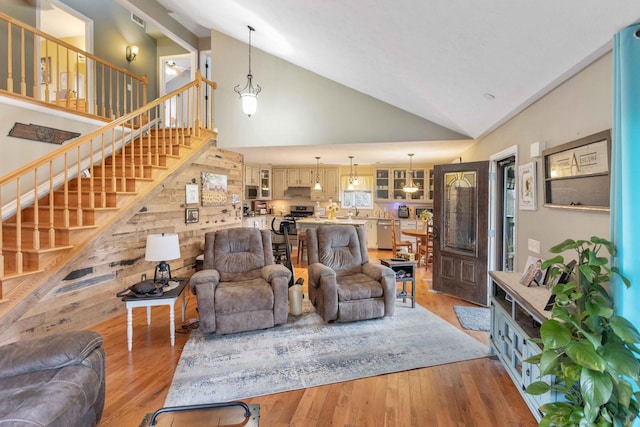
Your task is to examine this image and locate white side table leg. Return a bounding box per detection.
[146,306,151,325]
[127,306,133,352]
[169,302,176,347]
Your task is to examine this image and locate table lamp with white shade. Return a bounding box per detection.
[145,233,181,286]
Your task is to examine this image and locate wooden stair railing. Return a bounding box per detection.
[0,71,216,300]
[0,12,147,120]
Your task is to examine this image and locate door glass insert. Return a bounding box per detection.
[443,171,477,254]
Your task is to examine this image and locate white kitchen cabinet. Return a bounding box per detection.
[391,168,426,201]
[366,219,378,248]
[287,168,314,187]
[272,168,286,199]
[259,167,271,200]
[244,164,260,186]
[243,215,267,229]
[310,167,340,201]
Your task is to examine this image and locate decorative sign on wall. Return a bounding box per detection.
[185,183,199,204]
[9,123,80,145]
[518,162,537,211]
[201,172,227,206]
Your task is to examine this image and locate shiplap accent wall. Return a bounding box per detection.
[1,142,244,344]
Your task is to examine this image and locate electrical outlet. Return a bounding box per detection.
[141,273,146,281]
[528,238,540,254]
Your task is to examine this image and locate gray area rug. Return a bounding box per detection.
[165,300,488,406]
[453,305,491,332]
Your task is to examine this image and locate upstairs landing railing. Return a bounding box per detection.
[0,11,147,119]
[0,70,216,281]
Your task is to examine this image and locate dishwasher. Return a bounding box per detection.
[377,219,398,250]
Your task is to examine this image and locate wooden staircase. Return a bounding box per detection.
[0,72,217,321]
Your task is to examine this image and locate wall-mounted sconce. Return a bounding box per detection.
[126,45,138,62]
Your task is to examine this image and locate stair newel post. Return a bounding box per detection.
[62,153,70,229]
[195,70,202,135]
[6,20,13,92]
[20,28,26,96]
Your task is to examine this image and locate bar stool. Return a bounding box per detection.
[297,231,307,263]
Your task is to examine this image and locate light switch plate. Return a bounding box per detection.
[528,238,540,254]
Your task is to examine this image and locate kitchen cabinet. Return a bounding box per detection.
[311,167,339,201]
[272,168,286,199]
[243,215,267,230]
[259,167,271,200]
[375,168,427,201]
[427,169,434,202]
[375,169,390,200]
[287,168,314,187]
[392,168,426,201]
[365,219,378,249]
[489,271,558,422]
[244,164,260,186]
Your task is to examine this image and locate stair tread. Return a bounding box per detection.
[2,244,74,254]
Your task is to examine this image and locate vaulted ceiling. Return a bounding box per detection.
[153,0,640,165]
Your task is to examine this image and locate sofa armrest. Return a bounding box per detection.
[307,263,336,288]
[189,269,220,295]
[0,330,102,379]
[261,264,292,283]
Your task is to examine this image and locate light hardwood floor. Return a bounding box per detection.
[94,249,537,426]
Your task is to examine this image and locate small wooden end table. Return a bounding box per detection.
[380,258,417,308]
[120,278,188,351]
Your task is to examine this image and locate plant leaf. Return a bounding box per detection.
[539,350,561,376]
[526,381,551,395]
[549,239,577,254]
[565,341,606,371]
[601,343,639,379]
[611,316,640,344]
[615,377,633,408]
[581,368,613,409]
[542,255,564,270]
[541,319,572,349]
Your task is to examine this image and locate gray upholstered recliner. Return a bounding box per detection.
[306,224,396,322]
[190,227,292,334]
[0,330,105,427]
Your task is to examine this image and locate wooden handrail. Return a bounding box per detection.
[1,12,147,119]
[0,69,216,279]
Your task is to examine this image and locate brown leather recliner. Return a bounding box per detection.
[306,224,396,322]
[189,227,292,334]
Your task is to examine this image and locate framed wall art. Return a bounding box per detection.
[518,162,537,211]
[542,129,611,211]
[185,183,199,204]
[185,207,199,224]
[201,172,227,206]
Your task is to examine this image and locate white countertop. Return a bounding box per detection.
[296,217,369,226]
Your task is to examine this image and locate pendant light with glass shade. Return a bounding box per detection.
[347,156,356,190]
[234,25,261,117]
[314,157,322,190]
[403,153,419,193]
[353,163,359,186]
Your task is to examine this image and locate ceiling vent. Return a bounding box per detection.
[131,13,145,28]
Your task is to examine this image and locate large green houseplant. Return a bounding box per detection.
[525,236,640,426]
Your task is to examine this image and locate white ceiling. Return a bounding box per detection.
[154,1,640,166]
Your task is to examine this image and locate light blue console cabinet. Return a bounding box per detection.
[489,271,559,422]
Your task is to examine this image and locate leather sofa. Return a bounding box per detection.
[0,330,106,427]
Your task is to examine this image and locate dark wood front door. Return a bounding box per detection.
[432,161,489,305]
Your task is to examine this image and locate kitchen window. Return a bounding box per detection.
[341,176,373,209]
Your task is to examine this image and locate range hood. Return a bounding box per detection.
[284,186,311,199]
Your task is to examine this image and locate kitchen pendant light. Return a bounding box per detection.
[347,156,355,190]
[403,153,419,193]
[234,25,261,117]
[353,163,359,186]
[314,157,322,190]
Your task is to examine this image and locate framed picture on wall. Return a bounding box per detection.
[185,208,199,224]
[518,162,537,211]
[40,57,51,84]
